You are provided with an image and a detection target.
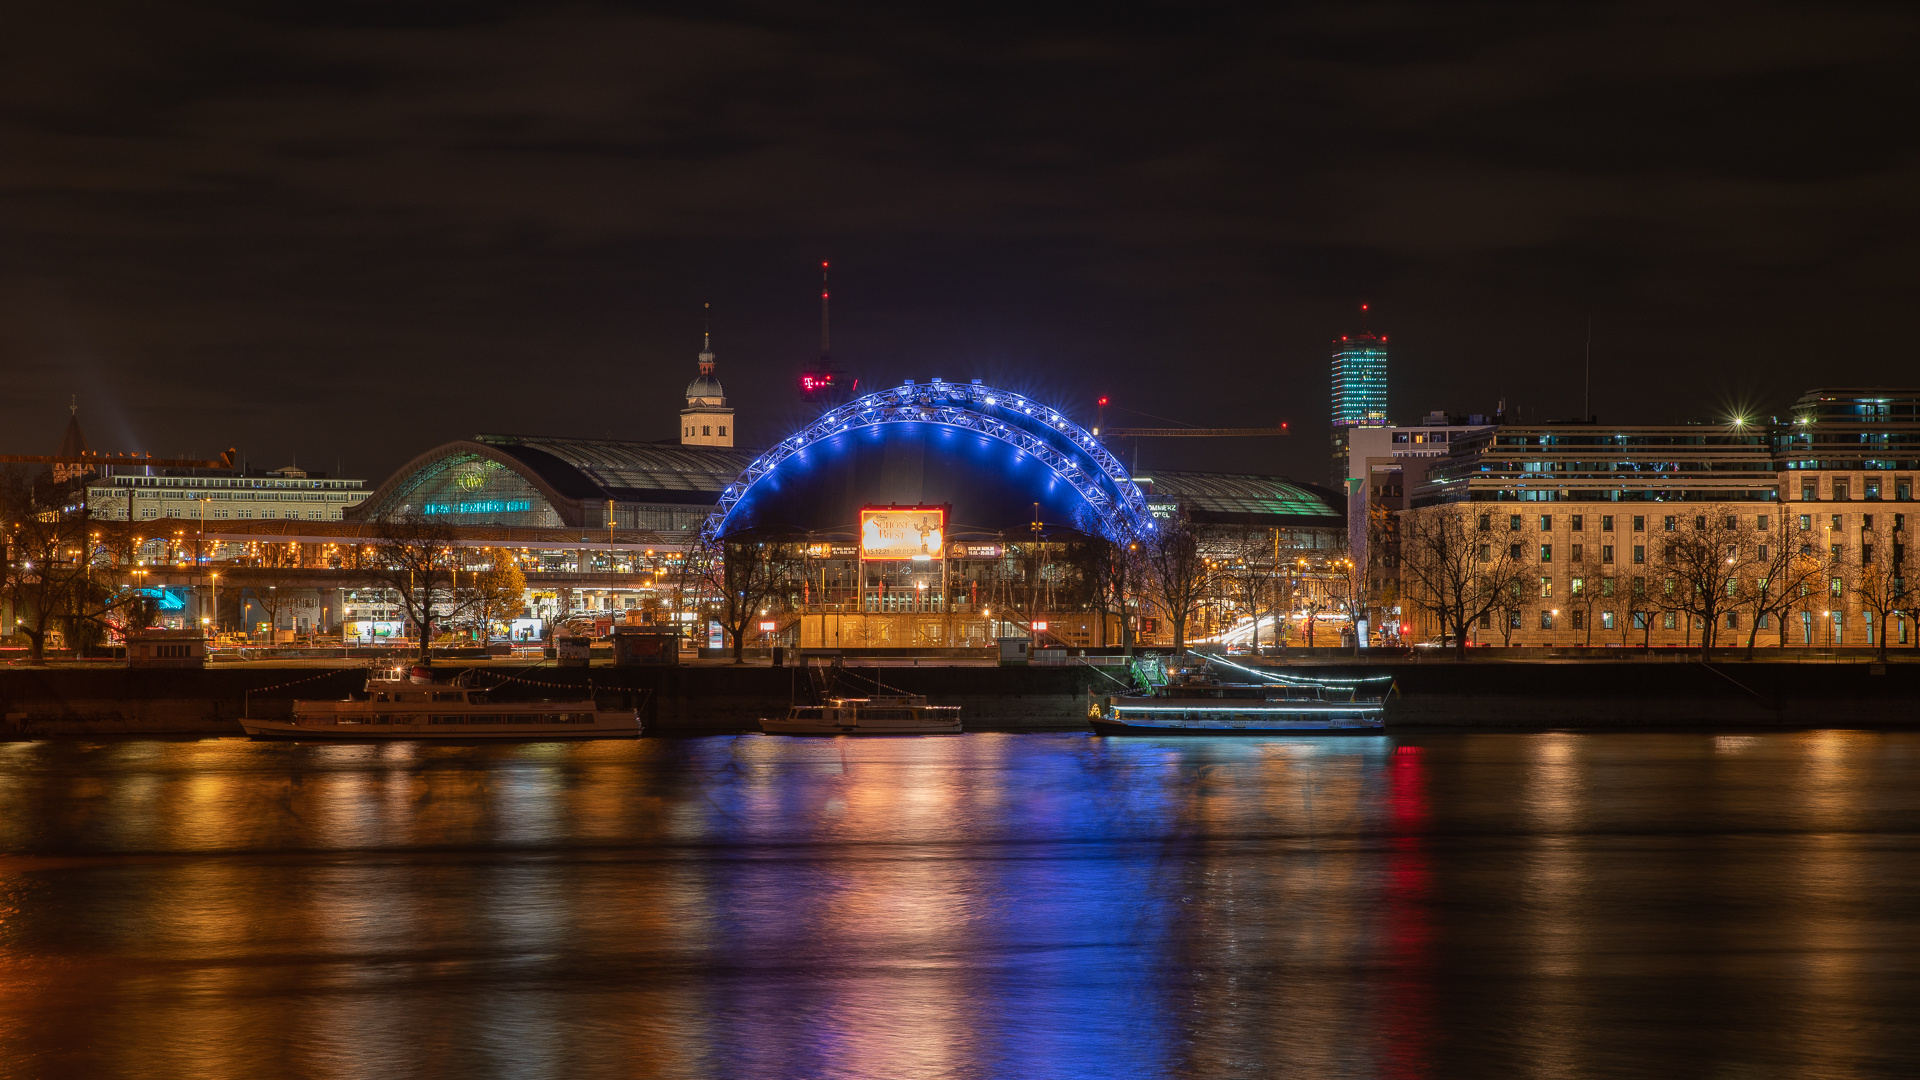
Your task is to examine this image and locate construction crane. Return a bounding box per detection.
[1097,426,1288,438]
[1092,396,1289,439]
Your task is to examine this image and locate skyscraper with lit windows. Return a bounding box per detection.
[1329,329,1389,487]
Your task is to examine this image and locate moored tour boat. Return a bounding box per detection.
[242,670,640,740]
[1088,663,1389,735]
[761,695,962,735]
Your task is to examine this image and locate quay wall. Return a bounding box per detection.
[1,661,1915,736]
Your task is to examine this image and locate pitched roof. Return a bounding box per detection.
[56,412,88,458]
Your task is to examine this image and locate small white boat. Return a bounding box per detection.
[1089,664,1389,735]
[242,671,640,740]
[760,695,962,735]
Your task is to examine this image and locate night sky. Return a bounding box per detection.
[4,2,1916,486]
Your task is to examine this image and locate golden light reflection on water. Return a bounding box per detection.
[0,732,1917,1078]
[1520,733,1589,1079]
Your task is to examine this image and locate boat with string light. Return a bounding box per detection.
[241,666,641,740]
[760,693,963,735]
[1087,655,1390,735]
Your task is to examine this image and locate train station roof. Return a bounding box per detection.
[1135,471,1346,528]
[468,434,751,506]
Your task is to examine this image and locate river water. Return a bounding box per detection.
[1,732,1917,1079]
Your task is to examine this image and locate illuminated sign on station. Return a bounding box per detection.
[859,507,945,561]
[423,499,532,515]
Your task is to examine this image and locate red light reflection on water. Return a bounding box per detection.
[1380,745,1435,1079]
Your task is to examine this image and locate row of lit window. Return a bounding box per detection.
[1489,608,1910,644]
[1490,537,1905,567]
[118,507,340,521]
[1795,477,1914,500]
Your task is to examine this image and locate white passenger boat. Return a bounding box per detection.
[1089,661,1389,735]
[761,695,962,735]
[242,671,640,740]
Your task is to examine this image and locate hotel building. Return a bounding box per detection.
[1393,389,1918,650]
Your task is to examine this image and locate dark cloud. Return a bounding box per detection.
[2,1,1915,481]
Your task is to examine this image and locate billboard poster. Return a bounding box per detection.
[860,507,945,561]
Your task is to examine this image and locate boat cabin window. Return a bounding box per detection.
[375,693,388,702]
[432,691,464,702]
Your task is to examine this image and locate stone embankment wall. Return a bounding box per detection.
[1327,661,1920,728]
[0,661,1914,736]
[0,665,1118,735]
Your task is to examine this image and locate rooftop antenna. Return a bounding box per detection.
[70,394,77,416]
[1584,315,1593,422]
[699,301,715,375]
[820,261,831,363]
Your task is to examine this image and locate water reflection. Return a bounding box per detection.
[1,732,1918,1078]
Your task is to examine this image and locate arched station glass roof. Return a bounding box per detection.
[349,434,752,530]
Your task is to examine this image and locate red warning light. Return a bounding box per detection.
[822,261,830,268]
[1361,303,1369,312]
[1097,397,1109,407]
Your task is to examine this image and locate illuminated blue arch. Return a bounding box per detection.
[702,379,1155,544]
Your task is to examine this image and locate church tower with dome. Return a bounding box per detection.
[680,307,734,447]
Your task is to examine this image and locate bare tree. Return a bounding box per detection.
[1567,571,1602,646]
[1657,507,1755,658]
[1733,518,1826,659]
[1212,524,1289,655]
[2,471,137,662]
[1329,546,1367,649]
[231,565,310,641]
[1063,525,1152,653]
[1397,504,1528,659]
[1138,509,1213,652]
[1495,577,1523,646]
[688,535,802,663]
[1360,502,1400,644]
[1851,515,1910,662]
[362,515,466,663]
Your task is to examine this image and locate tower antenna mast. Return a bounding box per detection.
[1584,315,1592,422]
[820,261,830,362]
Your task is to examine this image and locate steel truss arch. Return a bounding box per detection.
[701,379,1154,545]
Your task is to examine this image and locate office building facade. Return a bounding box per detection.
[1329,332,1389,488]
[1388,392,1919,650]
